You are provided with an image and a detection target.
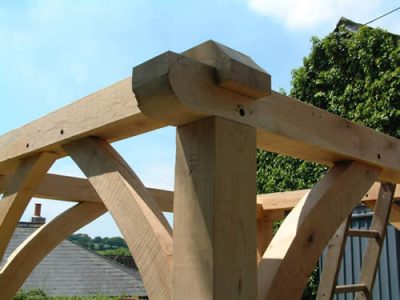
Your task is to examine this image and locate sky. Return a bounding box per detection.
[1,0,399,238]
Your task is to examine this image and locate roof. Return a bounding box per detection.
[1,224,147,297]
[335,17,400,39]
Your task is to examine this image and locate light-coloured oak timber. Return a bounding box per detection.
[259,183,400,230]
[3,172,399,230]
[0,202,106,300]
[257,161,380,300]
[256,206,274,264]
[316,216,351,300]
[0,152,57,260]
[2,43,400,184]
[63,138,173,300]
[182,40,271,98]
[133,51,400,183]
[3,172,400,227]
[0,173,173,212]
[173,117,256,299]
[355,183,395,300]
[364,200,400,230]
[0,77,163,176]
[258,183,400,211]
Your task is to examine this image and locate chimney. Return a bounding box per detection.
[31,203,46,225]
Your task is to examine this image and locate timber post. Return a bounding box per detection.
[132,40,271,299]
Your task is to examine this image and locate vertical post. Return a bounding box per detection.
[256,207,274,264]
[173,117,256,299]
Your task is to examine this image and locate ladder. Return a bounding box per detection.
[316,182,396,300]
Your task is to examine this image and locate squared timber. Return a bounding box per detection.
[173,117,257,299]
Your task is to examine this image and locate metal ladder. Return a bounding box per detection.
[317,182,396,300]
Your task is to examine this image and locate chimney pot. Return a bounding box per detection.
[34,203,42,217]
[32,203,46,225]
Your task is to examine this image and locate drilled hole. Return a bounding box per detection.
[60,129,64,135]
[239,108,245,117]
[377,154,381,159]
[26,143,29,148]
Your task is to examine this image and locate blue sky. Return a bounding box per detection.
[1,0,399,238]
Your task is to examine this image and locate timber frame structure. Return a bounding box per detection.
[0,40,399,300]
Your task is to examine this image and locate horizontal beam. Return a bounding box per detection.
[0,78,163,176]
[3,174,400,223]
[133,51,400,183]
[2,60,400,185]
[1,53,400,186]
[0,173,173,212]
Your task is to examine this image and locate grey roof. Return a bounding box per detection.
[1,224,147,297]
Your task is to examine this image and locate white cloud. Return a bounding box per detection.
[248,0,384,30]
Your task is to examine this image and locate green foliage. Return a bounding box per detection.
[291,25,400,137]
[257,24,399,300]
[68,234,130,255]
[97,247,131,256]
[14,290,124,299]
[14,289,48,300]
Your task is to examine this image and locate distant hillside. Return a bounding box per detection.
[69,234,131,256]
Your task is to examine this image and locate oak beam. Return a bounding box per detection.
[173,117,256,299]
[257,162,380,300]
[63,138,173,300]
[3,173,400,228]
[2,41,400,185]
[0,173,173,211]
[0,153,57,260]
[133,50,400,183]
[256,206,274,264]
[0,202,106,300]
[3,172,400,231]
[0,78,163,176]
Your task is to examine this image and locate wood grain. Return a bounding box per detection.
[0,152,57,260]
[173,117,256,299]
[0,173,173,211]
[257,161,380,300]
[64,138,172,300]
[0,78,163,176]
[133,51,400,183]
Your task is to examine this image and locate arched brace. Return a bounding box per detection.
[257,161,381,300]
[0,202,106,300]
[63,137,173,300]
[0,152,58,261]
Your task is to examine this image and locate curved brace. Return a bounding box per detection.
[0,202,106,300]
[0,152,57,260]
[63,137,173,300]
[257,161,381,300]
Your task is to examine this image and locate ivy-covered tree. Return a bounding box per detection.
[257,18,400,299]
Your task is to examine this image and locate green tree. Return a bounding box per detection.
[69,233,92,249]
[257,20,399,299]
[107,237,127,248]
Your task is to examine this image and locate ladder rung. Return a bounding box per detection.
[335,283,368,294]
[347,229,381,239]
